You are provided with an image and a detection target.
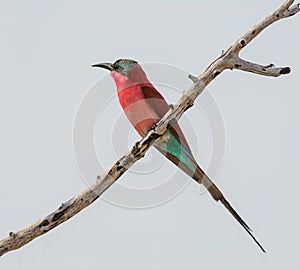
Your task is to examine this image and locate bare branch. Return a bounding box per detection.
[0,0,299,257]
[232,58,291,77]
[230,1,299,54]
[188,74,200,83]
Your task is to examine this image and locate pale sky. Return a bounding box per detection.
[1,1,299,269]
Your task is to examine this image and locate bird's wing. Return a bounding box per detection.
[141,85,192,153]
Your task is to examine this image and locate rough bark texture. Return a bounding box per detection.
[0,0,299,257]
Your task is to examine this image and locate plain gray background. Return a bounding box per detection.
[1,0,299,269]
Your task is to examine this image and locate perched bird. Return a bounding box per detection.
[93,59,265,252]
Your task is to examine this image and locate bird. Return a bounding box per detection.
[92,58,265,252]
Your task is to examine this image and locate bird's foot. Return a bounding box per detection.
[151,123,157,130]
[133,141,140,150]
[169,103,174,109]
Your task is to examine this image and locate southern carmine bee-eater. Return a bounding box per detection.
[93,59,265,252]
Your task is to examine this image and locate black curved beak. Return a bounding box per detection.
[91,63,114,71]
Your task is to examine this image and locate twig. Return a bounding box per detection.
[0,0,298,257]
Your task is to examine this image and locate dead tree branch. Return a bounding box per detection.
[0,0,298,257]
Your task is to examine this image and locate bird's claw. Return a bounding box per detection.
[133,141,140,149]
[151,123,157,130]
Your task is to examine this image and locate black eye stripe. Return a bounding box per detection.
[112,63,122,70]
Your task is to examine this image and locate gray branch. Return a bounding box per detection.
[232,58,291,77]
[0,0,299,257]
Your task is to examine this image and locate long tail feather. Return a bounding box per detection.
[220,197,266,252]
[154,136,265,252]
[194,166,266,253]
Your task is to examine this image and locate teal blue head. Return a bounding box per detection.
[92,58,150,88]
[92,59,138,77]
